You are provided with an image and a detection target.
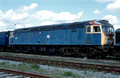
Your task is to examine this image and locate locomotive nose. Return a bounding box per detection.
[107,39,113,45]
[105,33,114,45]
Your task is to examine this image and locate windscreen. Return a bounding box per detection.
[102,25,114,33]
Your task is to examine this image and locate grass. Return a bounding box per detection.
[63,71,73,76]
[62,71,77,77]
[1,62,6,65]
[30,64,40,70]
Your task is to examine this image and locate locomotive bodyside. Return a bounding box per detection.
[9,23,86,45]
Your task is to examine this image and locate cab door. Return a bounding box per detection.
[86,26,92,43]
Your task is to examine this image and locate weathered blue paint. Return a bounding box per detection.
[9,20,102,46]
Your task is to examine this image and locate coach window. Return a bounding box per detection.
[87,26,91,32]
[10,32,14,38]
[93,26,101,32]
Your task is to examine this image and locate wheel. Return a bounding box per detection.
[59,48,66,57]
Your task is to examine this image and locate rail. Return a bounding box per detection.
[0,68,52,78]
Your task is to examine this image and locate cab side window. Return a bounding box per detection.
[93,26,100,32]
[87,27,91,32]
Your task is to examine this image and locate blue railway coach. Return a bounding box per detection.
[115,29,120,46]
[9,20,114,57]
[0,31,11,51]
[114,29,120,57]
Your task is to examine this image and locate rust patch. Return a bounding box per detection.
[25,33,27,39]
[33,32,35,38]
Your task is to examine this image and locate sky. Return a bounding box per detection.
[0,0,120,31]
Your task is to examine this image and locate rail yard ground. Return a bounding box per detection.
[0,52,120,67]
[0,59,120,78]
[0,52,120,78]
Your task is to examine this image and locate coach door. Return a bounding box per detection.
[86,26,92,43]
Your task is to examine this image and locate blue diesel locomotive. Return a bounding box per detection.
[7,20,114,57]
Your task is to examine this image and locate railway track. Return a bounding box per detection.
[0,68,52,78]
[0,55,120,74]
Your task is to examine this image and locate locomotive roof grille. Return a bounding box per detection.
[14,22,85,33]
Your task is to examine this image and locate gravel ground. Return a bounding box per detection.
[0,59,120,78]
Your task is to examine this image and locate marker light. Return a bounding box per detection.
[89,21,95,24]
[89,21,100,25]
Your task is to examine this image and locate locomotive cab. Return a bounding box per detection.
[85,20,114,57]
[86,25,102,45]
[87,20,114,46]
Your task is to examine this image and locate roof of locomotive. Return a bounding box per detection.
[14,20,110,33]
[0,31,11,34]
[116,28,120,32]
[14,21,86,33]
